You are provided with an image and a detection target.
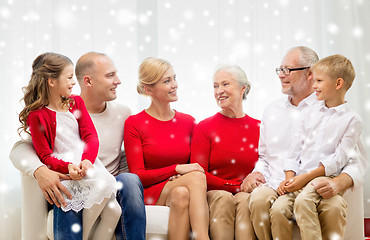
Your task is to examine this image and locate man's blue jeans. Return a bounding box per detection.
[54,206,82,240]
[54,173,146,240]
[115,173,146,240]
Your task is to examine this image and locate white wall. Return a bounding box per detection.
[1,0,369,238]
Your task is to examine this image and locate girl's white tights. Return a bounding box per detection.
[82,194,121,240]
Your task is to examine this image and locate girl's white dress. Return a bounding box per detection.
[52,109,117,212]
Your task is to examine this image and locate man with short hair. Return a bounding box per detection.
[241,46,367,239]
[10,52,146,240]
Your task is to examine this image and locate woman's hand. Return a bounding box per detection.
[79,159,93,177]
[175,163,204,175]
[169,174,182,181]
[68,163,83,180]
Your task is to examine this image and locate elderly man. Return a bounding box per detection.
[10,52,146,240]
[241,46,368,240]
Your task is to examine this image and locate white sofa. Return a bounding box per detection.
[20,172,171,240]
[20,169,364,240]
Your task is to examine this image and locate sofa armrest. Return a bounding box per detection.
[21,174,49,240]
[343,186,364,240]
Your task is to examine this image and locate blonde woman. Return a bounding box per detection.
[124,57,210,240]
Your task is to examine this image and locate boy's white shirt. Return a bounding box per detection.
[285,100,367,186]
[254,93,368,191]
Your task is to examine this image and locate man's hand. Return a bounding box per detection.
[312,173,353,199]
[240,171,266,193]
[312,178,339,199]
[34,166,72,207]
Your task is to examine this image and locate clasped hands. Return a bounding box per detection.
[169,163,204,181]
[68,159,94,180]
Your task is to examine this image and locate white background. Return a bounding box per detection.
[1,0,369,238]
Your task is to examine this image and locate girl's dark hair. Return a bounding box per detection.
[18,52,73,135]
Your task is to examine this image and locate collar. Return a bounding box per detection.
[318,101,350,114]
[285,92,318,109]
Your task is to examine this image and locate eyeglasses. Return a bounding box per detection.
[275,67,310,76]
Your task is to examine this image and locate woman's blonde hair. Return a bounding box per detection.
[137,57,172,96]
[18,52,73,135]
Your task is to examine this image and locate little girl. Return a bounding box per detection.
[18,52,121,240]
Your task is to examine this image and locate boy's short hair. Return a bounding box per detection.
[312,54,355,90]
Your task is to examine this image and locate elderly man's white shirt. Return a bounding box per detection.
[253,93,318,190]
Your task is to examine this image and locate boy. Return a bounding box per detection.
[271,54,366,240]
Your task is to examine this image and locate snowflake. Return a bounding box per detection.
[223,29,234,39]
[145,36,151,42]
[365,100,370,111]
[20,159,28,167]
[73,109,81,119]
[116,181,123,190]
[231,42,250,58]
[327,23,340,35]
[138,13,149,25]
[55,8,75,28]
[294,30,306,41]
[0,7,11,19]
[146,197,154,205]
[214,136,220,143]
[179,22,186,29]
[183,10,194,20]
[329,232,341,240]
[22,11,40,22]
[365,136,370,147]
[279,0,289,6]
[0,182,9,193]
[71,223,81,233]
[164,2,171,9]
[169,28,182,41]
[108,200,117,209]
[302,6,310,12]
[352,26,363,38]
[115,9,135,26]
